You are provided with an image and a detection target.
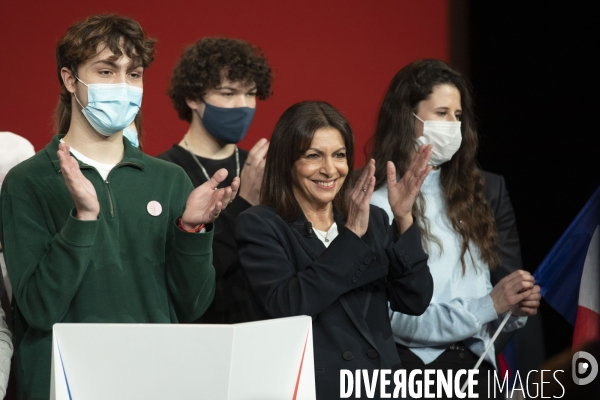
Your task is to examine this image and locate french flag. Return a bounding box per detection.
[534,186,600,349]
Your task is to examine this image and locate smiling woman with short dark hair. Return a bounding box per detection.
[236,100,434,399]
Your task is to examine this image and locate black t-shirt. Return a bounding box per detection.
[156,144,248,189]
[156,143,269,324]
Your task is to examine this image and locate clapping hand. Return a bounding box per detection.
[387,144,433,234]
[345,159,376,238]
[180,169,240,230]
[57,142,100,221]
[238,138,269,206]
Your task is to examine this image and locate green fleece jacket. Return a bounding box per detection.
[0,135,216,399]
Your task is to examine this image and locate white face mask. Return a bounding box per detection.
[413,113,462,166]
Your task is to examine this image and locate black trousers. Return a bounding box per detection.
[397,343,499,399]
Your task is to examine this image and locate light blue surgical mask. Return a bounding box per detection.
[74,77,143,136]
[123,128,139,147]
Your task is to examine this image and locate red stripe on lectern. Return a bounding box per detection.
[293,331,310,400]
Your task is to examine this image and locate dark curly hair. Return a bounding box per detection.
[169,37,273,122]
[366,59,499,273]
[54,14,156,134]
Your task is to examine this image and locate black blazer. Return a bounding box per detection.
[236,205,433,399]
[482,171,545,367]
[482,170,523,283]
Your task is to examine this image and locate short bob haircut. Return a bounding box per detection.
[54,14,156,135]
[261,101,354,222]
[169,37,273,122]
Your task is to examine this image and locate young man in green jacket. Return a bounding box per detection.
[0,15,238,399]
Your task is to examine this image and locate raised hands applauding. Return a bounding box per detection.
[181,169,240,230]
[58,142,239,229]
[387,144,433,234]
[346,144,433,237]
[57,142,100,221]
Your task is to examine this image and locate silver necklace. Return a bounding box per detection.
[314,225,333,242]
[183,136,240,182]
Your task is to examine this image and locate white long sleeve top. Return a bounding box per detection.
[370,169,526,368]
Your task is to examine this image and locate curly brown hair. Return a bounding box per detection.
[169,37,273,122]
[54,14,156,134]
[367,59,499,273]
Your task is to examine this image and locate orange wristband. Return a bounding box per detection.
[178,218,205,233]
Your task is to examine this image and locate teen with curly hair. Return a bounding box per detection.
[158,37,273,324]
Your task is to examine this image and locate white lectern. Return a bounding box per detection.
[50,316,315,400]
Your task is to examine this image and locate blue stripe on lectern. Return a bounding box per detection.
[57,343,73,400]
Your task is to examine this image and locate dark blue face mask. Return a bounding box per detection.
[196,101,256,144]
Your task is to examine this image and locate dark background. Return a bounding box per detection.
[459,1,599,358]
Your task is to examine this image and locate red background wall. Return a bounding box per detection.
[0,0,448,166]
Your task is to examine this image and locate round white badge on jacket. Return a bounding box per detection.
[147,201,162,216]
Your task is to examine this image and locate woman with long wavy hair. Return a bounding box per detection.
[367,59,541,398]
